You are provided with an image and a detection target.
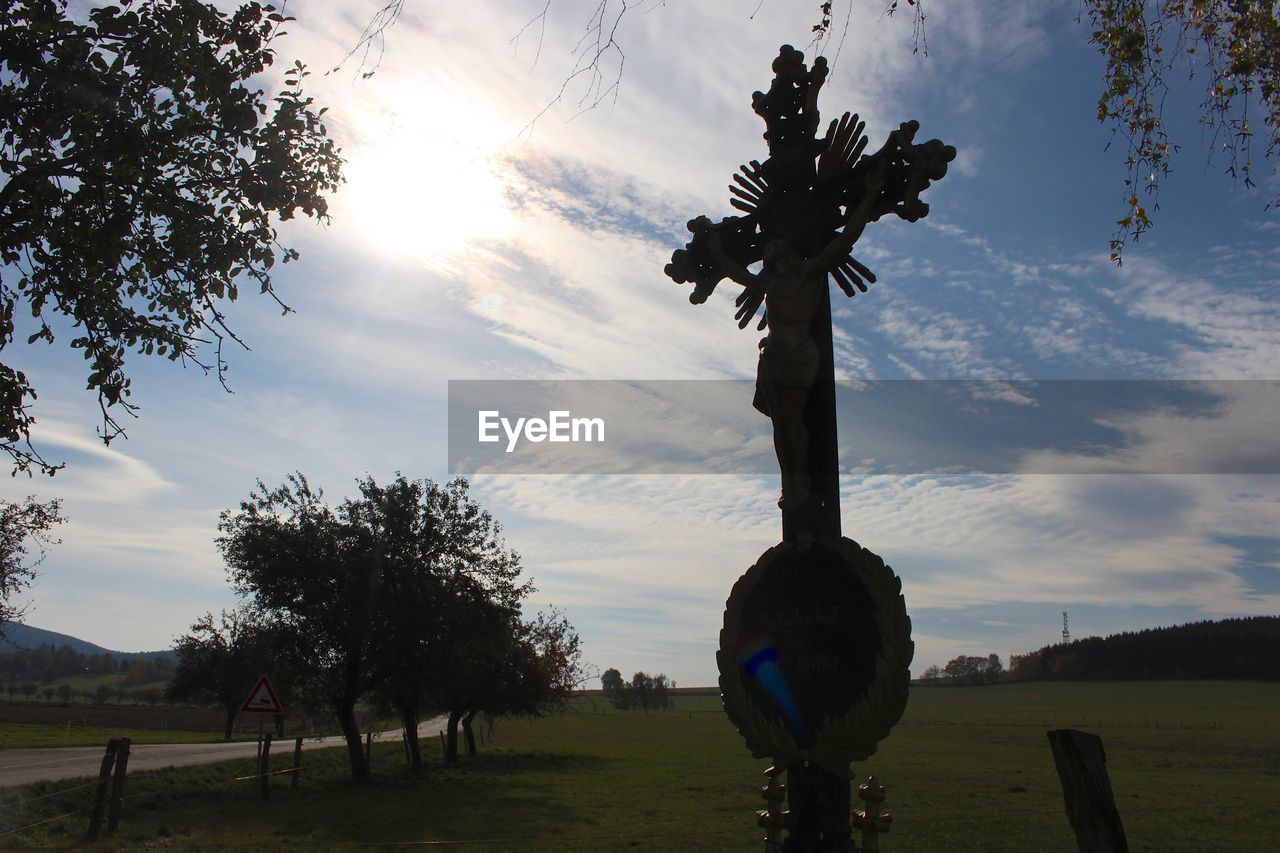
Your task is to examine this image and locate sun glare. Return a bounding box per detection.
[342,91,513,270]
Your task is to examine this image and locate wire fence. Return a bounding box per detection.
[0,779,96,809]
[0,808,88,840]
[0,779,98,839]
[0,729,359,842]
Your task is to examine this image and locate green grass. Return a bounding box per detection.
[1,681,1276,851]
[0,699,240,748]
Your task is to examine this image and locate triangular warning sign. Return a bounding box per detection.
[240,674,283,714]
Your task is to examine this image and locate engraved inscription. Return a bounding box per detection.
[734,541,880,747]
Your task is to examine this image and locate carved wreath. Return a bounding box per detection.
[717,537,914,778]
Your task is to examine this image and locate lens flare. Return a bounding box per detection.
[738,632,807,735]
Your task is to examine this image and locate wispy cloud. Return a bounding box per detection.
[8,0,1275,684]
[1112,257,1280,377]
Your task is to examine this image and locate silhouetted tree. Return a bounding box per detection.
[167,608,280,740]
[0,0,343,473]
[0,497,63,628]
[0,642,115,681]
[985,653,1004,683]
[943,656,980,681]
[602,671,676,711]
[474,608,587,742]
[354,475,530,769]
[433,606,587,760]
[222,473,540,779]
[433,592,518,763]
[601,667,624,696]
[1009,616,1280,681]
[940,654,1005,685]
[1010,651,1044,680]
[120,657,166,686]
[219,473,382,782]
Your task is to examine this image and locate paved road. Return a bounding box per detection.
[0,716,449,788]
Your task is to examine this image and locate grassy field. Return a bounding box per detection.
[0,704,241,748]
[0,724,250,749]
[0,700,353,748]
[1,681,1276,850]
[1,672,171,698]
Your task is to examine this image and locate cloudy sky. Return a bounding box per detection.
[4,0,1277,685]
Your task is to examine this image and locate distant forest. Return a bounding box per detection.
[1010,616,1279,681]
[0,643,174,686]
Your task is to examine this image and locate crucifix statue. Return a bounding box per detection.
[665,44,954,542]
[666,45,952,851]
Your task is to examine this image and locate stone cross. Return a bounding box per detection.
[665,44,954,543]
[670,44,948,852]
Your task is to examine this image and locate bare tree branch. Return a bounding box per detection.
[330,0,407,78]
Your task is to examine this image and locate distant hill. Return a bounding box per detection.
[1010,615,1279,681]
[0,621,177,666]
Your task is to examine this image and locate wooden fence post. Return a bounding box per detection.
[1047,729,1129,853]
[365,731,373,773]
[106,737,131,835]
[291,736,303,788]
[85,738,119,840]
[259,733,273,802]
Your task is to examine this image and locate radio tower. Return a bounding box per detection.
[1062,611,1070,643]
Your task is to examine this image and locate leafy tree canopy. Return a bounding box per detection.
[0,0,343,474]
[218,472,388,781]
[600,666,623,694]
[0,495,62,627]
[1081,0,1278,260]
[937,653,1003,685]
[601,669,675,711]
[811,1,1279,259]
[1009,616,1280,681]
[218,473,540,781]
[167,607,280,739]
[500,607,588,717]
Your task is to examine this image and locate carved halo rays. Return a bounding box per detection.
[817,111,869,182]
[729,160,770,215]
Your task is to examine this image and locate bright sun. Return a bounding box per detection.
[342,93,513,269]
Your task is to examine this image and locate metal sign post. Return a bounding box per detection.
[240,675,285,800]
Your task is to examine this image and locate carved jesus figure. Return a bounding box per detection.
[706,166,885,509]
